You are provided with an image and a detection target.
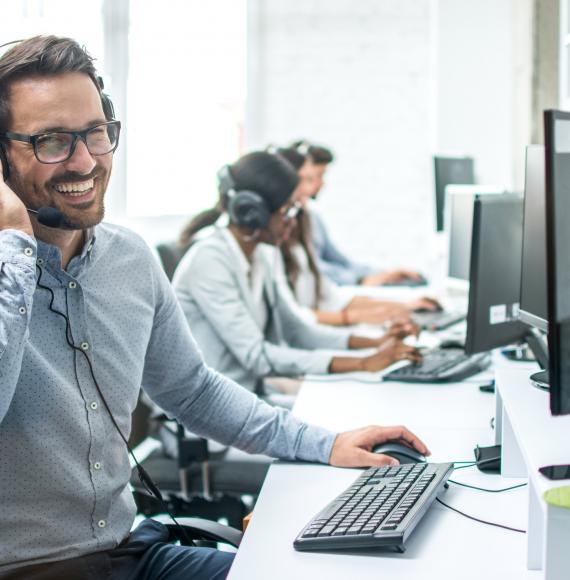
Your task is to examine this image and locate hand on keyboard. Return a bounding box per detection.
[361,338,422,373]
[329,425,431,468]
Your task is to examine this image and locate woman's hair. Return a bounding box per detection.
[276,147,306,171]
[290,140,334,165]
[179,151,299,248]
[281,210,323,308]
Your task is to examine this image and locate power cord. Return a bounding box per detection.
[447,479,527,493]
[436,498,526,534]
[36,264,194,546]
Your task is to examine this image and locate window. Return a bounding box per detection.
[126,0,246,218]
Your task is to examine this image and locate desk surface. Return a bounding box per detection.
[229,372,539,580]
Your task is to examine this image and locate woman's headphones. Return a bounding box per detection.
[217,165,271,230]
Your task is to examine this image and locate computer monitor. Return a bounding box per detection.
[464,195,527,355]
[447,191,474,282]
[519,145,548,332]
[434,156,475,232]
[544,110,570,415]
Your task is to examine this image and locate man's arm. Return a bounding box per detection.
[0,170,37,424]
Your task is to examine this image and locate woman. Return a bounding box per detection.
[173,151,420,395]
[276,147,439,326]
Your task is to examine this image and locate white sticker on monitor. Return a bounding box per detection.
[490,304,507,325]
[554,119,570,153]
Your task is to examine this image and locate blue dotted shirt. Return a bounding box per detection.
[0,224,336,570]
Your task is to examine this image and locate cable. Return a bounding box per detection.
[436,498,526,534]
[448,479,527,493]
[35,264,194,546]
[452,456,501,471]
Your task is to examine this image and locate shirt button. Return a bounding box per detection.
[18,306,26,315]
[97,520,106,528]
[89,401,98,410]
[24,247,34,257]
[69,281,77,289]
[80,341,90,351]
[37,258,44,265]
[93,462,102,470]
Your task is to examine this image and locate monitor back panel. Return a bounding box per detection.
[465,195,526,355]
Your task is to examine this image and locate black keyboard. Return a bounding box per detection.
[412,310,465,330]
[294,462,453,553]
[383,347,490,383]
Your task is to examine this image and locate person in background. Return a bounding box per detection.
[275,147,439,327]
[173,151,422,397]
[291,139,425,287]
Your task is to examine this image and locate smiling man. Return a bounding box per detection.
[0,36,429,580]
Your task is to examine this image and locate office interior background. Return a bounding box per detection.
[0,0,563,270]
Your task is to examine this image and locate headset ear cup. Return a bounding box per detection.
[101,93,115,121]
[0,142,9,181]
[227,191,271,230]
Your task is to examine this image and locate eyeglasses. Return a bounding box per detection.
[280,201,302,221]
[0,121,121,164]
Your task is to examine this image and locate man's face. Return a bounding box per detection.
[5,72,112,230]
[292,161,317,208]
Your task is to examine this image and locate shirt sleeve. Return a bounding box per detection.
[0,230,38,424]
[141,260,337,463]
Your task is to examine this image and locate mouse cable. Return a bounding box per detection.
[35,264,194,547]
[452,456,501,470]
[447,479,527,493]
[436,498,526,534]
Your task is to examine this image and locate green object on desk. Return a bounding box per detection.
[544,486,570,510]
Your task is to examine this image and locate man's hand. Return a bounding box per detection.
[329,425,431,468]
[406,297,442,312]
[360,337,422,372]
[0,158,33,236]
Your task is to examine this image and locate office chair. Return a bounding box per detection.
[129,388,270,531]
[155,241,189,281]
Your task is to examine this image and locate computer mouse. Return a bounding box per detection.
[438,339,465,349]
[413,299,443,314]
[372,442,427,464]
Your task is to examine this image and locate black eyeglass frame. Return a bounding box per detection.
[0,120,121,164]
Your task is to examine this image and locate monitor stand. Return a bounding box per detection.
[525,328,550,391]
[530,369,550,391]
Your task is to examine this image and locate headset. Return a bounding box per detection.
[217,164,271,231]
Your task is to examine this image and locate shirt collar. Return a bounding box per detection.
[221,227,251,278]
[36,226,97,270]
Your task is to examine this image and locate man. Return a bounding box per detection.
[292,140,426,287]
[0,36,429,579]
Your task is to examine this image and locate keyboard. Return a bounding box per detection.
[383,347,491,383]
[294,462,453,553]
[412,310,465,330]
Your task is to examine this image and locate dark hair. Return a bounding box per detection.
[0,35,100,134]
[281,211,323,307]
[179,151,299,248]
[291,140,334,165]
[276,147,306,171]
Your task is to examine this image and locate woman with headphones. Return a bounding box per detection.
[173,151,421,398]
[275,147,440,327]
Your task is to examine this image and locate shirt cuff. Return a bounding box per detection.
[296,422,337,463]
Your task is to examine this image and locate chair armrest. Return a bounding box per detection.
[152,515,243,547]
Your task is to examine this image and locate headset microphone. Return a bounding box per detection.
[26,207,65,228]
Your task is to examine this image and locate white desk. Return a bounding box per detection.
[495,358,570,580]
[229,370,539,580]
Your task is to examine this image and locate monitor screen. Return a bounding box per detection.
[448,191,475,281]
[434,156,475,232]
[465,194,527,355]
[544,110,570,415]
[519,145,548,332]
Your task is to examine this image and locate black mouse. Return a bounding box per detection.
[372,442,426,464]
[438,339,465,349]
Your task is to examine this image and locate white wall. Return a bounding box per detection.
[246,0,518,274]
